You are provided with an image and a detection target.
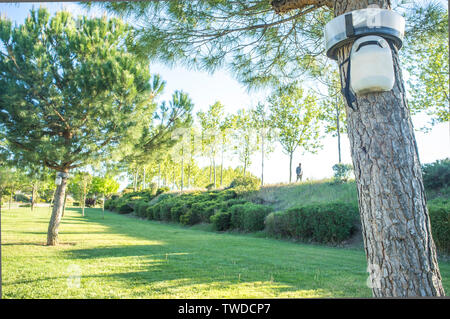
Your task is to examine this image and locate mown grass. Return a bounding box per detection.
[2,206,449,298]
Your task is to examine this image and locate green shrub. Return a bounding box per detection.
[422,158,450,190]
[229,176,261,194]
[118,203,134,214]
[428,199,450,254]
[134,201,148,218]
[265,202,359,244]
[180,209,201,226]
[242,204,273,232]
[170,201,189,222]
[230,202,273,232]
[211,212,231,231]
[332,163,353,183]
[104,198,114,210]
[147,203,162,220]
[189,200,221,223]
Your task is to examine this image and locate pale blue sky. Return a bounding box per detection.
[1,2,448,185]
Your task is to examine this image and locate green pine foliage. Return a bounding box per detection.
[0,9,154,172]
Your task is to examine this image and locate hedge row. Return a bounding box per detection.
[210,202,273,232]
[428,198,450,254]
[105,187,449,251]
[265,202,360,244]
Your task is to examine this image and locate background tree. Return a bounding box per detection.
[218,116,233,187]
[0,9,153,245]
[197,102,224,188]
[251,103,275,186]
[268,84,322,183]
[231,109,260,177]
[403,6,449,136]
[91,175,120,218]
[318,71,347,163]
[0,165,15,214]
[24,164,51,211]
[68,172,92,217]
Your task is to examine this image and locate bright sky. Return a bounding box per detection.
[1,2,448,185]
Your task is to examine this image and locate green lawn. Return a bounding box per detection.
[2,207,449,298]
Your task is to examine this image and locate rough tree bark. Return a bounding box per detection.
[333,0,444,296]
[47,172,68,246]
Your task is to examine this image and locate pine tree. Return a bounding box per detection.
[0,9,153,245]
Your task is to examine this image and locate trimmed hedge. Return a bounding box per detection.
[428,199,450,254]
[118,203,134,214]
[211,212,231,231]
[422,159,450,190]
[265,202,359,244]
[229,202,273,232]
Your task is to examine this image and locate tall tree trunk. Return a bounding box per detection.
[336,94,342,163]
[181,156,184,191]
[289,152,293,183]
[102,193,105,219]
[143,166,146,190]
[209,158,212,183]
[220,146,224,186]
[335,0,444,296]
[261,131,265,186]
[158,164,161,188]
[213,157,216,188]
[9,191,12,210]
[47,172,68,246]
[187,163,191,189]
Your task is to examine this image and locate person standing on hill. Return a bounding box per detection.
[296,163,303,182]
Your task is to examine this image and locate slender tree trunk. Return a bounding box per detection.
[47,172,68,246]
[220,146,224,186]
[158,164,161,188]
[335,0,444,296]
[187,163,191,189]
[213,157,216,188]
[261,131,265,186]
[209,158,212,183]
[336,94,342,163]
[9,192,12,210]
[133,168,138,191]
[0,192,3,215]
[181,157,184,191]
[143,166,146,190]
[289,152,293,183]
[102,193,105,219]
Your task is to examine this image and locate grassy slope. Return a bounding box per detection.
[253,180,449,212]
[0,207,416,298]
[251,180,358,211]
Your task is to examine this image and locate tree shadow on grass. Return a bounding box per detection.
[7,207,366,298]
